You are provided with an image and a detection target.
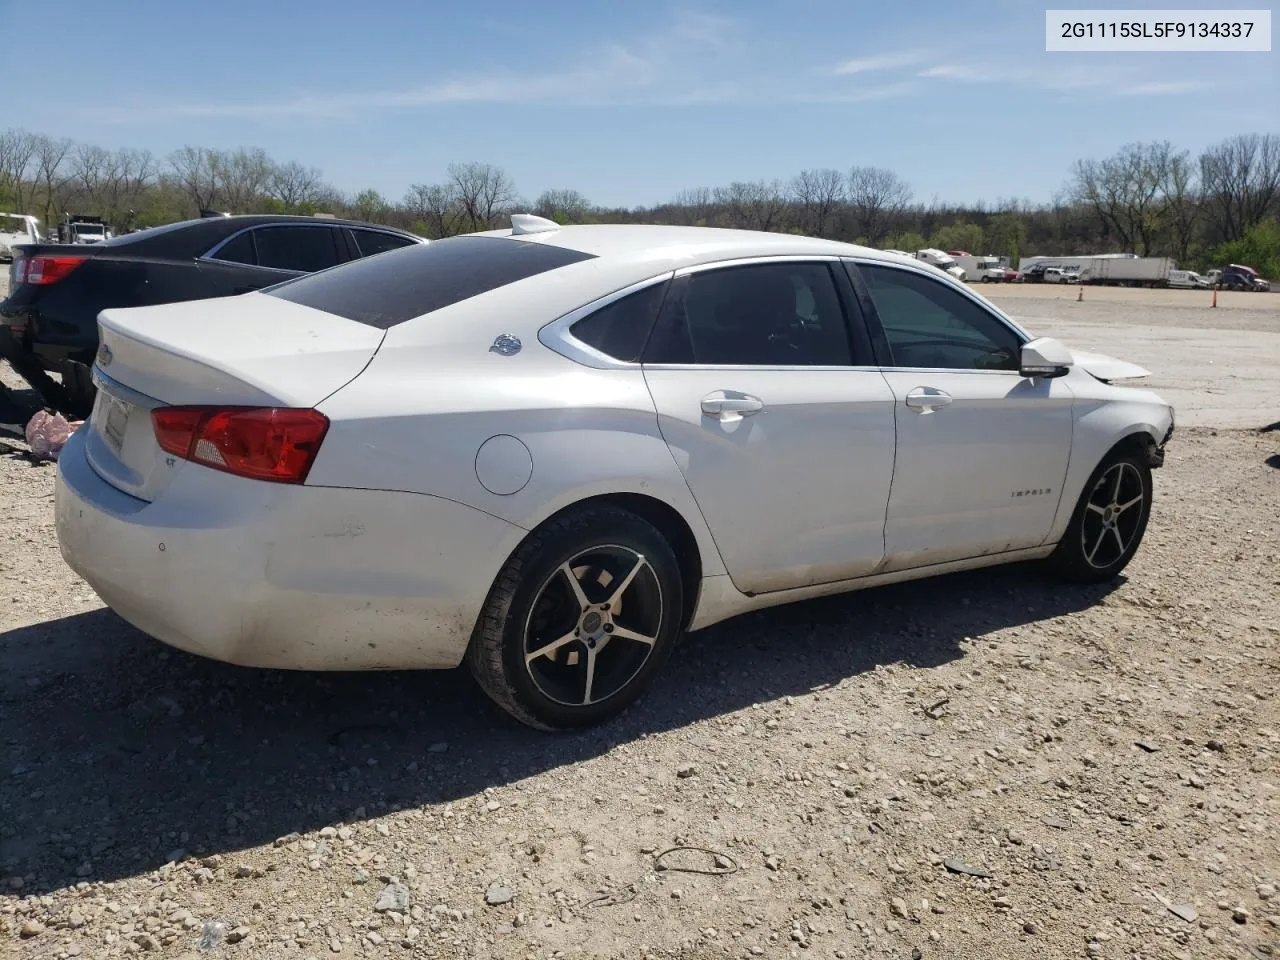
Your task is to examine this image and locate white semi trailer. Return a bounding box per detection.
[1019,254,1176,287]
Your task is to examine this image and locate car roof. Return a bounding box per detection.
[472,222,909,272]
[97,214,422,259]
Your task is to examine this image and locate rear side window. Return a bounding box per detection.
[350,229,418,258]
[212,231,256,265]
[254,226,342,273]
[268,236,597,329]
[569,282,668,362]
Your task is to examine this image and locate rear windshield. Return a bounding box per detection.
[101,221,195,246]
[266,235,596,328]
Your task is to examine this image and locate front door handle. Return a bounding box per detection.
[905,387,953,413]
[701,391,765,421]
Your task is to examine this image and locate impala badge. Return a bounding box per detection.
[97,342,113,367]
[489,334,522,357]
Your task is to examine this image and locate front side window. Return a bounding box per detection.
[253,226,341,273]
[643,262,853,366]
[857,263,1021,371]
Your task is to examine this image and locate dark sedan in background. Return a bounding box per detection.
[1,214,425,417]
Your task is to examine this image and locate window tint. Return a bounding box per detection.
[253,226,341,273]
[267,236,596,328]
[569,281,668,362]
[211,231,256,265]
[644,262,853,366]
[350,229,418,258]
[859,263,1021,371]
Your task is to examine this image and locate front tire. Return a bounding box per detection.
[467,505,684,730]
[1049,447,1153,583]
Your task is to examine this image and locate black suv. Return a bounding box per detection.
[1,214,424,416]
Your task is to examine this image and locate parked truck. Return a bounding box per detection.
[0,213,41,261]
[1019,254,1177,287]
[1207,264,1271,292]
[57,214,109,245]
[916,248,967,282]
[953,254,1010,283]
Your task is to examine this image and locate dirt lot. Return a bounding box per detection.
[1,285,1278,960]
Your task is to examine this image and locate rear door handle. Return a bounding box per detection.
[905,387,953,413]
[701,391,765,421]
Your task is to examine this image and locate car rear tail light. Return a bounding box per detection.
[151,406,329,484]
[21,255,85,285]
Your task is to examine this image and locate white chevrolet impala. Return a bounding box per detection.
[55,217,1175,729]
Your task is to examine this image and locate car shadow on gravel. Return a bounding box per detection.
[1,563,1120,894]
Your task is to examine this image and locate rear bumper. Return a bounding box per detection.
[55,429,526,670]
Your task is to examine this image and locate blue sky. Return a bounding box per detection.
[2,0,1276,208]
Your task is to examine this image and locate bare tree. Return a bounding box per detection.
[669,187,713,225]
[168,146,221,213]
[0,129,39,214]
[534,189,592,223]
[1160,149,1200,263]
[268,161,325,209]
[847,166,911,245]
[32,135,73,227]
[1199,133,1280,243]
[448,162,517,231]
[67,145,156,227]
[790,168,845,238]
[404,183,463,238]
[215,147,273,213]
[1070,142,1171,255]
[714,180,788,232]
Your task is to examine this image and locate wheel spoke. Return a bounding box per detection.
[1086,528,1108,563]
[1086,502,1107,516]
[525,630,578,666]
[1109,467,1123,502]
[606,554,648,607]
[559,562,591,613]
[1116,494,1143,514]
[608,624,657,647]
[581,647,598,705]
[1111,525,1127,555]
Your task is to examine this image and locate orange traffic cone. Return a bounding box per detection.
[1212,285,1218,308]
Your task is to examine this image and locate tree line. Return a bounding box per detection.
[2,128,1278,276]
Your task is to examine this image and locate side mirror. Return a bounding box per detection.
[1020,337,1073,379]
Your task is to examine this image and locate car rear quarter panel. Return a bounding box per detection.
[310,341,729,579]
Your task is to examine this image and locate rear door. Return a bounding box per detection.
[849,260,1074,570]
[641,258,897,594]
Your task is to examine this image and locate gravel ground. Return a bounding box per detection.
[1,285,1278,960]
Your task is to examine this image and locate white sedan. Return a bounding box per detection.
[55,216,1175,730]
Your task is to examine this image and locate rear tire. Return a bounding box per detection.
[1049,447,1153,583]
[467,505,684,730]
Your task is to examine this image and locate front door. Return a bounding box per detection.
[853,261,1074,570]
[641,259,897,594]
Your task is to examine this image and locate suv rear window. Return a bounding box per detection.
[267,236,596,328]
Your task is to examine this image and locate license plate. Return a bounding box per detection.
[102,395,132,454]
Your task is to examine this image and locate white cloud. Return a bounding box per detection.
[1122,80,1214,96]
[804,81,922,103]
[830,52,921,76]
[917,63,996,82]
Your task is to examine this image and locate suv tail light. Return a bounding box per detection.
[21,255,86,285]
[151,406,329,484]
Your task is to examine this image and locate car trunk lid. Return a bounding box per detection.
[85,293,383,502]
